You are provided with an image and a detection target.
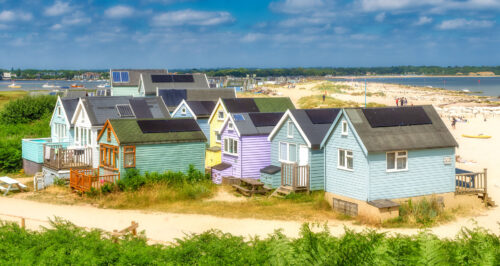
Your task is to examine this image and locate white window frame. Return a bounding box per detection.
[279,142,297,163]
[57,106,62,117]
[223,137,238,156]
[386,151,408,172]
[287,121,293,138]
[228,121,234,130]
[112,71,129,83]
[181,107,187,115]
[217,110,224,120]
[341,121,348,136]
[338,149,354,171]
[215,131,221,143]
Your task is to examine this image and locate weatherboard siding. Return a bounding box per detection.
[220,127,241,178]
[368,148,455,201]
[212,167,233,184]
[172,103,195,118]
[21,138,52,163]
[309,149,325,190]
[50,100,73,144]
[112,86,140,97]
[209,104,225,148]
[324,115,370,201]
[260,172,281,188]
[241,135,271,179]
[119,142,205,175]
[270,117,305,166]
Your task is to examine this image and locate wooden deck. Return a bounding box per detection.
[70,169,120,193]
[455,168,493,206]
[43,145,92,170]
[281,163,309,192]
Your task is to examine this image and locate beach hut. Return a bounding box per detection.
[110,69,168,97]
[96,118,206,175]
[211,112,283,184]
[320,106,458,221]
[262,109,341,193]
[206,97,296,168]
[170,100,217,142]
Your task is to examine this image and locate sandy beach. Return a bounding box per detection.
[1,80,499,242]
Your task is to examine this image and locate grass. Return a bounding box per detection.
[0,90,28,109]
[1,219,499,265]
[383,197,455,228]
[350,91,386,97]
[313,81,352,94]
[298,95,386,109]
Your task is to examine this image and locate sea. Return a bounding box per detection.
[330,76,500,98]
[0,80,108,92]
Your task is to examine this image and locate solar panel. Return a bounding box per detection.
[248,113,283,127]
[172,75,194,82]
[233,114,245,121]
[137,119,200,134]
[129,99,153,119]
[362,107,432,128]
[151,75,173,83]
[120,72,129,82]
[158,89,188,107]
[116,104,135,117]
[305,109,340,124]
[112,72,121,82]
[223,98,259,113]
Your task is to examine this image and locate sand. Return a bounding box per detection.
[1,80,499,242]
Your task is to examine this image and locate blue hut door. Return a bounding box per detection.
[298,145,309,187]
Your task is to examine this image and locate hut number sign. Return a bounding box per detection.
[443,157,452,165]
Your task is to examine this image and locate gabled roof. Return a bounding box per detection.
[142,73,210,95]
[75,96,170,126]
[60,97,80,126]
[158,88,236,111]
[268,108,341,150]
[110,69,168,87]
[101,118,206,145]
[222,112,284,137]
[340,105,458,153]
[185,101,217,118]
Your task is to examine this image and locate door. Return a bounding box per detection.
[298,145,309,187]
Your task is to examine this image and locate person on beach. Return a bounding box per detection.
[396,98,399,106]
[322,93,326,102]
[452,116,457,129]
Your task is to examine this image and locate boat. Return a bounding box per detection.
[97,83,110,88]
[8,83,21,89]
[42,83,57,89]
[462,134,491,139]
[462,89,471,93]
[71,84,84,88]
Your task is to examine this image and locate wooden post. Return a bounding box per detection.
[21,217,25,229]
[484,168,488,206]
[131,221,137,236]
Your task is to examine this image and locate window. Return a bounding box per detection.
[107,130,111,142]
[228,122,234,130]
[341,121,348,135]
[181,107,187,115]
[123,146,136,168]
[57,106,62,117]
[223,138,238,155]
[100,144,118,169]
[279,142,297,162]
[215,131,221,143]
[112,71,129,83]
[338,149,353,170]
[287,121,293,138]
[218,110,224,120]
[387,151,407,171]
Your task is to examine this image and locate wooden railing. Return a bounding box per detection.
[281,163,309,191]
[70,168,120,193]
[455,168,487,195]
[44,145,92,170]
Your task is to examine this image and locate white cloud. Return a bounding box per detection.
[241,33,265,42]
[105,5,135,19]
[375,12,385,22]
[358,0,500,12]
[334,26,348,34]
[52,11,91,29]
[50,24,63,30]
[44,1,73,16]
[414,16,432,26]
[438,18,494,29]
[0,10,32,22]
[152,9,234,26]
[270,0,328,14]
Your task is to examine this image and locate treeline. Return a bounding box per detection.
[178,66,500,77]
[0,69,108,80]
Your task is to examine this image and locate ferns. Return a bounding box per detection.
[0,220,499,265]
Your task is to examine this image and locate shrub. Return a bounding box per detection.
[53,177,66,187]
[0,95,56,124]
[100,183,115,195]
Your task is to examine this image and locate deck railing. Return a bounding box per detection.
[70,168,120,193]
[281,163,309,191]
[455,168,487,195]
[43,145,92,170]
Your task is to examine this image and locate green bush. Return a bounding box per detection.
[0,220,499,265]
[0,95,56,124]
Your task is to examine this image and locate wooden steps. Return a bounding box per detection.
[269,186,308,198]
[478,193,496,207]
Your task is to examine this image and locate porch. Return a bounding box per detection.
[43,144,92,170]
[455,168,494,206]
[69,169,120,193]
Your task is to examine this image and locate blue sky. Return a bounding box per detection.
[0,0,499,69]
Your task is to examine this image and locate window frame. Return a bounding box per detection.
[181,107,187,115]
[338,149,354,171]
[287,120,294,138]
[217,110,224,120]
[107,129,111,142]
[386,150,408,172]
[112,71,130,83]
[123,146,136,168]
[223,138,238,156]
[279,141,297,163]
[99,144,118,170]
[228,121,234,130]
[341,121,348,136]
[215,130,221,143]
